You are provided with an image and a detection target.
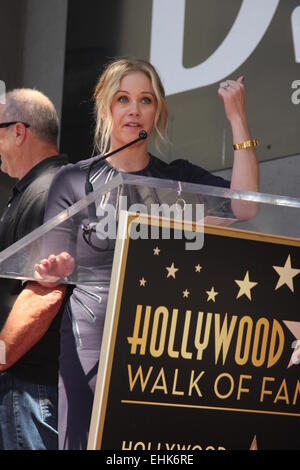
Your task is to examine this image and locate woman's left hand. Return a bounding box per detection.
[218,76,246,124]
[218,75,259,216]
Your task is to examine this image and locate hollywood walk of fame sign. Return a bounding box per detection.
[88,211,300,450]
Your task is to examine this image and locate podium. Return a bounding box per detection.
[0,174,299,450]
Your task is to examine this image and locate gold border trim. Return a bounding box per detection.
[121,400,300,418]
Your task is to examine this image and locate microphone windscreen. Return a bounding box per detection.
[139,130,147,140]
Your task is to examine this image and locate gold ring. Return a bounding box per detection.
[221,81,230,89]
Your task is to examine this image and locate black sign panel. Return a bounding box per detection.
[90,216,300,450]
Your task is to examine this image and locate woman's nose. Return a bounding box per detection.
[128,101,140,115]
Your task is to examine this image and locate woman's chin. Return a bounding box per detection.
[123,126,143,137]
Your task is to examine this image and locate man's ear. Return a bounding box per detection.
[15,123,27,145]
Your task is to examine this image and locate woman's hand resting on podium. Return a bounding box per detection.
[34,252,75,287]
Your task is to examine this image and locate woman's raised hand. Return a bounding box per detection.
[218,76,246,124]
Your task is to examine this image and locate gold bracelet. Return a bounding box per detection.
[233,139,259,151]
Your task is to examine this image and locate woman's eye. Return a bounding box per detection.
[141,97,152,104]
[118,95,128,103]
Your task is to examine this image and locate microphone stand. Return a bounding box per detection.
[82,130,147,251]
[85,130,147,196]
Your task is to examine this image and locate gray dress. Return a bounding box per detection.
[44,154,230,449]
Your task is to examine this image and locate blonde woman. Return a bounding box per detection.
[34,57,259,449]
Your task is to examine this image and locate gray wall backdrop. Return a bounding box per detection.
[0,0,68,213]
[0,0,299,219]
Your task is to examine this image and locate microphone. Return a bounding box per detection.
[85,130,148,198]
[83,130,148,239]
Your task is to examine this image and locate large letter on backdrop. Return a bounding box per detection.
[150,0,280,96]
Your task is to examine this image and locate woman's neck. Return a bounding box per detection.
[106,143,150,172]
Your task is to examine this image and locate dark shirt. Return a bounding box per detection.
[0,154,68,385]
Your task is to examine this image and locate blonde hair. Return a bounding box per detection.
[93,58,168,154]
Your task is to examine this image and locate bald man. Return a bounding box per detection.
[0,89,68,449]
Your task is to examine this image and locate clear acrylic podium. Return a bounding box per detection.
[0,173,298,285]
[0,174,299,450]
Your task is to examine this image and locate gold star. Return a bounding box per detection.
[139,277,146,287]
[183,289,190,298]
[195,264,202,273]
[166,262,179,279]
[206,286,218,302]
[273,255,300,292]
[235,271,258,300]
[153,246,160,256]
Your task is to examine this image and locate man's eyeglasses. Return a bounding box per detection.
[0,122,30,129]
